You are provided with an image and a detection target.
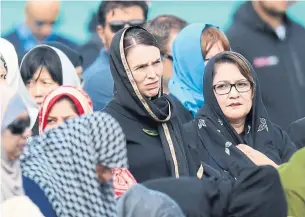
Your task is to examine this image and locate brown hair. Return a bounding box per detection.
[201,26,230,57]
[213,51,255,85]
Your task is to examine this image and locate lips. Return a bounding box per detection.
[146,81,159,89]
[228,102,242,107]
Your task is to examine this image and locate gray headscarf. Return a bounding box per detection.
[1,85,28,203]
[117,184,185,217]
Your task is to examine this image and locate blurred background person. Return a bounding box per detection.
[78,12,104,70]
[0,38,39,131]
[169,23,230,119]
[1,85,32,203]
[226,0,305,129]
[83,1,149,111]
[3,0,77,62]
[145,15,188,94]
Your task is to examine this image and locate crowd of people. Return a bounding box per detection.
[1,0,305,217]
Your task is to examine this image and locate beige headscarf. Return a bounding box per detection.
[1,85,28,203]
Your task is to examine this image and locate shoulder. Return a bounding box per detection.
[53,34,78,49]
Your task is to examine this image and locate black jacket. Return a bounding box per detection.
[226,2,305,129]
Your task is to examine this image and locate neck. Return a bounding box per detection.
[230,119,245,134]
[252,2,284,29]
[163,85,169,95]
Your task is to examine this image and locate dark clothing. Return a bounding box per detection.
[4,30,78,64]
[226,2,305,129]
[23,176,57,217]
[168,94,193,124]
[103,26,196,182]
[46,42,83,68]
[287,117,305,149]
[185,52,296,179]
[144,165,287,217]
[78,33,103,70]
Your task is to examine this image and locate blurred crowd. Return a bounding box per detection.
[1,1,305,217]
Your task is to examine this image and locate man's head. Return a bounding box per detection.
[145,15,188,93]
[25,0,60,41]
[97,1,148,50]
[254,0,293,17]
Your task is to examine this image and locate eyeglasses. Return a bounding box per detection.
[213,80,252,95]
[108,20,145,33]
[161,52,173,61]
[7,117,31,135]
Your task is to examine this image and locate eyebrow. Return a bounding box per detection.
[215,79,248,84]
[133,58,160,70]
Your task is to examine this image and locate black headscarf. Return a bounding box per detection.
[108,26,190,177]
[144,165,287,217]
[46,42,83,68]
[192,51,295,177]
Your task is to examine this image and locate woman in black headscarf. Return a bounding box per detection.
[103,26,197,183]
[185,51,296,179]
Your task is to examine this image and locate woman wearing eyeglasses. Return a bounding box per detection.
[185,51,296,179]
[1,85,32,203]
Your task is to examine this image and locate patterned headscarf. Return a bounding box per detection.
[21,112,128,217]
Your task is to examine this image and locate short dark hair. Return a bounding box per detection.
[123,27,159,56]
[145,15,188,53]
[20,46,63,85]
[97,1,149,27]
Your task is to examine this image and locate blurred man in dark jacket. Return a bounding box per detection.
[3,0,77,62]
[226,1,305,129]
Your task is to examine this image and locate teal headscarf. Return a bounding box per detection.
[168,23,219,116]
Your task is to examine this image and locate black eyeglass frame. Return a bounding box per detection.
[213,81,253,95]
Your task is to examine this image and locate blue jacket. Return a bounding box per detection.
[83,49,113,111]
[23,176,57,217]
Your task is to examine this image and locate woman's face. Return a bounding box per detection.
[45,98,78,130]
[1,112,32,161]
[26,67,60,106]
[126,44,163,98]
[213,63,253,123]
[204,41,225,65]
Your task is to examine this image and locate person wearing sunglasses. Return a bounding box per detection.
[1,85,32,202]
[3,0,77,62]
[83,1,148,111]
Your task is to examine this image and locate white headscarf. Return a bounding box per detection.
[1,85,29,203]
[0,38,81,128]
[20,44,81,88]
[0,38,38,129]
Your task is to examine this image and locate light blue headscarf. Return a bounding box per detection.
[168,23,219,116]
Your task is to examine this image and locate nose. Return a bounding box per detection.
[228,85,240,98]
[147,66,157,79]
[40,25,53,38]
